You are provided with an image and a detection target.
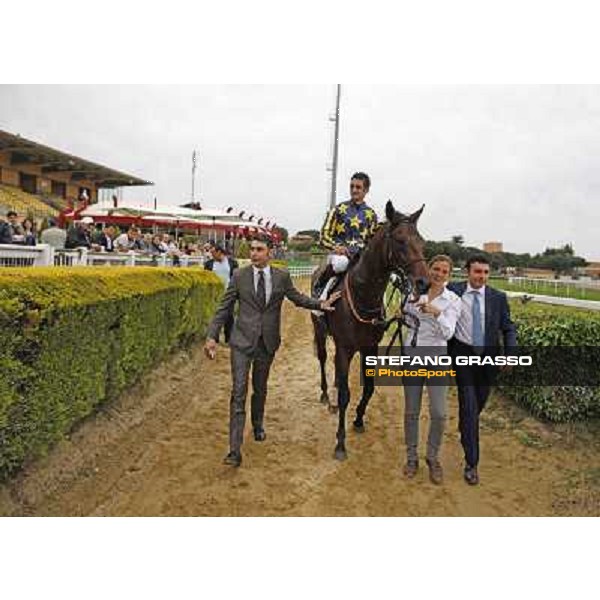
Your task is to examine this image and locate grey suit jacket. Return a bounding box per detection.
[207,265,321,355]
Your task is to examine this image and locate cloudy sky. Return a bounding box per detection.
[0,85,598,258]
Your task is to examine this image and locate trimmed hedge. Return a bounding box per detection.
[0,267,223,479]
[497,301,600,422]
[270,260,288,270]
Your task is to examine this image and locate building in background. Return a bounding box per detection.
[0,129,151,221]
[0,129,280,245]
[483,241,503,253]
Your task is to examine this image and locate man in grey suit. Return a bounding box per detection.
[204,236,340,467]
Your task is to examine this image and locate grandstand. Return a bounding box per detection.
[0,129,151,220]
[0,184,59,219]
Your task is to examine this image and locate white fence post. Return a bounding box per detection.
[79,247,88,266]
[127,251,136,266]
[35,244,54,266]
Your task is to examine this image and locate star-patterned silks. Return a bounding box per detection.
[319,199,379,257]
[335,221,346,235]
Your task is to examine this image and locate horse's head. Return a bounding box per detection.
[382,200,429,295]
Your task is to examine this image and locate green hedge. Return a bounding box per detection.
[0,267,223,479]
[497,301,600,422]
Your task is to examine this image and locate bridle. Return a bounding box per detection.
[344,221,426,345]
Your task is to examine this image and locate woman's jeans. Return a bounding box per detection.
[403,377,448,462]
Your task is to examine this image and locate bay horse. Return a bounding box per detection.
[311,200,429,460]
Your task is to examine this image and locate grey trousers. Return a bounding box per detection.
[403,378,448,462]
[229,338,274,453]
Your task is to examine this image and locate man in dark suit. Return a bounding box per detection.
[95,225,116,252]
[65,217,94,249]
[447,255,517,485]
[204,236,340,467]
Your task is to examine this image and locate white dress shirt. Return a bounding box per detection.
[212,257,231,288]
[252,264,272,304]
[403,286,461,348]
[454,284,486,346]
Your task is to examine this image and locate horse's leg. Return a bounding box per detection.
[312,315,330,405]
[353,346,377,433]
[334,348,352,460]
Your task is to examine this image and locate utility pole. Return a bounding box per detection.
[328,84,341,210]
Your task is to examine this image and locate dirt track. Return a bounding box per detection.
[1,280,599,516]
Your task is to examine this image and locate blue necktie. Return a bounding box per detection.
[471,291,484,347]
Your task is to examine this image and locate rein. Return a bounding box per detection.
[344,273,384,326]
[344,259,423,337]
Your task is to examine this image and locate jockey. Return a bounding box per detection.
[314,172,378,299]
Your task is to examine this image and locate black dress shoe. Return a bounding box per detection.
[464,465,479,485]
[223,451,242,467]
[253,428,266,442]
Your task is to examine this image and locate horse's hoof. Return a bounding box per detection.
[353,421,365,433]
[320,392,329,405]
[328,404,338,414]
[334,448,347,461]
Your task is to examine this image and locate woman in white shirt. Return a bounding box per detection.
[402,255,461,484]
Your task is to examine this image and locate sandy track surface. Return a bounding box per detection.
[1,280,598,516]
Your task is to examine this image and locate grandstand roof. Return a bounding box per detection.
[77,205,271,234]
[0,129,152,188]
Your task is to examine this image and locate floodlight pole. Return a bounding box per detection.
[329,84,341,210]
[191,150,197,202]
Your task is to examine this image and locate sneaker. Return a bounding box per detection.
[403,460,419,478]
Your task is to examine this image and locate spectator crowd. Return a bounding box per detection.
[0,212,244,264]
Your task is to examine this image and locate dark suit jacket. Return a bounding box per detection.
[447,281,517,354]
[207,265,321,355]
[0,221,12,244]
[97,232,114,252]
[65,226,92,249]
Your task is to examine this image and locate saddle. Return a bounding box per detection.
[312,263,346,301]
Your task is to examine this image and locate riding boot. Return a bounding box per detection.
[313,263,335,297]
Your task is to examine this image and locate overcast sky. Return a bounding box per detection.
[0,85,598,259]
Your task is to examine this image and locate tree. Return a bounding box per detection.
[543,243,575,257]
[296,229,320,241]
[273,226,288,243]
[237,239,250,259]
[451,235,464,246]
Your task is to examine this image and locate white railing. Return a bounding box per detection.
[0,245,315,275]
[0,243,54,267]
[507,276,600,299]
[508,276,600,289]
[0,244,206,269]
[288,265,318,278]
